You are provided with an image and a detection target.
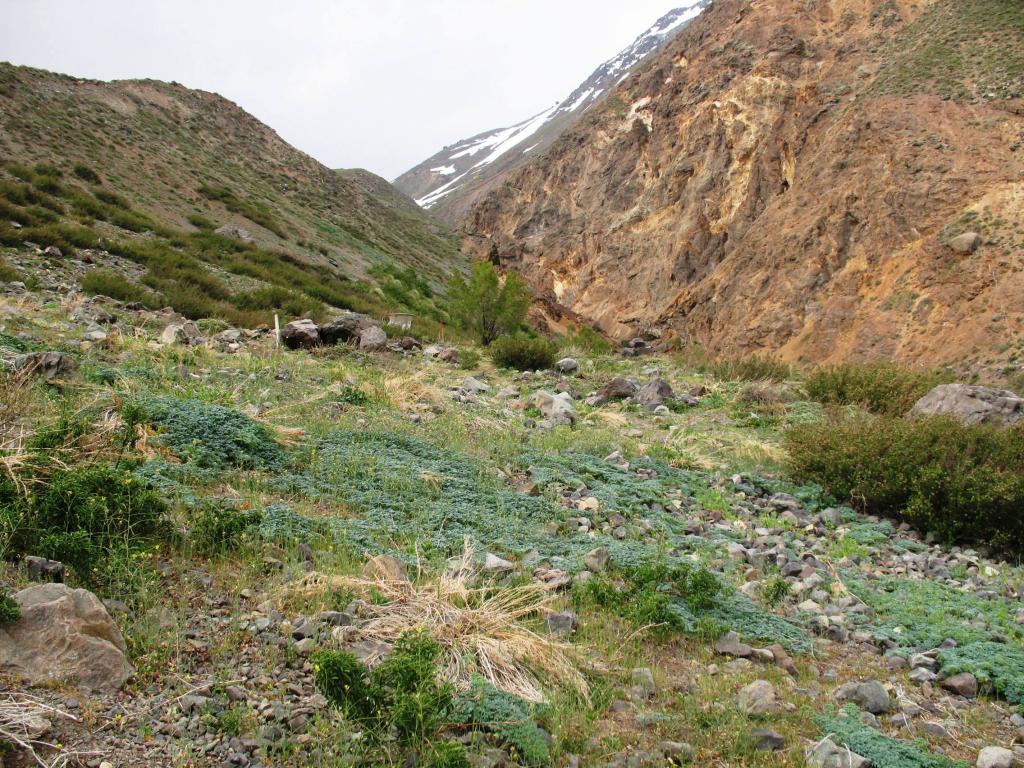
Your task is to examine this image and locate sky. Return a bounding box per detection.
[0,1,683,180]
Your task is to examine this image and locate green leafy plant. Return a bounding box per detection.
[458,348,482,370]
[451,677,550,766]
[760,577,789,608]
[489,336,557,372]
[447,261,530,345]
[804,362,952,416]
[0,594,20,624]
[189,502,260,556]
[787,414,1024,554]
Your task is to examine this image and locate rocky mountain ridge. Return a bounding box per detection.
[394,3,709,224]
[462,0,1024,369]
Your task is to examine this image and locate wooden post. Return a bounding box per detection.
[274,314,280,348]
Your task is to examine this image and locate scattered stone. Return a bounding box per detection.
[942,672,979,699]
[659,740,694,762]
[546,611,579,638]
[25,555,65,582]
[358,325,388,351]
[483,553,515,573]
[977,746,1015,768]
[534,390,576,426]
[948,232,983,254]
[555,357,579,374]
[583,547,610,573]
[320,313,380,345]
[589,377,638,406]
[632,667,656,698]
[462,376,490,394]
[806,736,870,768]
[910,384,1023,427]
[361,554,407,582]
[0,583,132,692]
[835,680,891,714]
[634,377,674,409]
[751,729,786,751]
[738,680,778,716]
[160,321,206,346]
[715,631,752,658]
[14,351,77,381]
[280,319,320,350]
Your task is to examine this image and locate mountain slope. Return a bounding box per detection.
[462,0,1024,370]
[394,3,709,224]
[0,63,464,325]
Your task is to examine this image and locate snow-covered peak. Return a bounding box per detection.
[395,2,710,214]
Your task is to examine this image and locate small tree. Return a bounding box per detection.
[447,262,530,345]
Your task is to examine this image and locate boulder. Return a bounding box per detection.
[0,583,132,692]
[25,556,65,583]
[589,377,639,406]
[948,232,982,254]
[358,325,388,351]
[634,377,675,409]
[280,319,320,350]
[14,351,78,381]
[910,384,1024,427]
[977,747,1014,768]
[835,680,891,714]
[738,680,778,716]
[806,736,870,768]
[942,672,978,698]
[214,224,255,243]
[362,555,408,582]
[583,547,611,573]
[555,357,579,374]
[320,313,380,345]
[534,390,576,426]
[160,321,206,346]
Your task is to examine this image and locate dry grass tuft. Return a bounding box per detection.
[380,369,445,410]
[0,693,93,768]
[285,545,589,704]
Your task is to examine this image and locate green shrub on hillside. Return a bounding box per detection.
[489,336,557,371]
[232,285,323,317]
[786,414,1024,553]
[804,362,952,415]
[197,184,285,238]
[448,261,530,345]
[0,594,21,625]
[130,396,286,471]
[707,355,792,383]
[81,268,160,306]
[1,464,167,580]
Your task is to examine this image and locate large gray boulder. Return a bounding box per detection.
[634,377,675,409]
[948,232,982,254]
[0,583,132,692]
[320,312,381,345]
[533,390,576,426]
[358,325,388,351]
[280,319,320,350]
[910,384,1024,427]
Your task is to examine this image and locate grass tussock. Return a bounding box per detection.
[290,547,588,704]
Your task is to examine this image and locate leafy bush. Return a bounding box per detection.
[2,464,167,580]
[575,558,721,637]
[0,257,21,283]
[0,594,20,624]
[804,362,952,415]
[232,285,323,317]
[190,502,260,556]
[81,268,159,306]
[458,348,482,370]
[786,414,1024,553]
[451,677,550,766]
[707,355,792,383]
[760,577,789,607]
[131,396,286,471]
[72,164,102,184]
[447,261,530,345]
[562,323,611,354]
[197,184,285,238]
[489,336,557,372]
[313,630,455,757]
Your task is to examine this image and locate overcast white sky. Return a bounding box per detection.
[0,1,681,180]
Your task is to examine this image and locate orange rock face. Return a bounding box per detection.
[462,0,1024,367]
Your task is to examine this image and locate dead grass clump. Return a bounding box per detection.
[286,547,588,704]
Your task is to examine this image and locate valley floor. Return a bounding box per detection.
[1,248,1023,768]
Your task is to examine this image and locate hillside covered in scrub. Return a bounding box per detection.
[0,63,465,329]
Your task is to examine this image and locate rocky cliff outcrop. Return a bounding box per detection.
[463,0,1024,367]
